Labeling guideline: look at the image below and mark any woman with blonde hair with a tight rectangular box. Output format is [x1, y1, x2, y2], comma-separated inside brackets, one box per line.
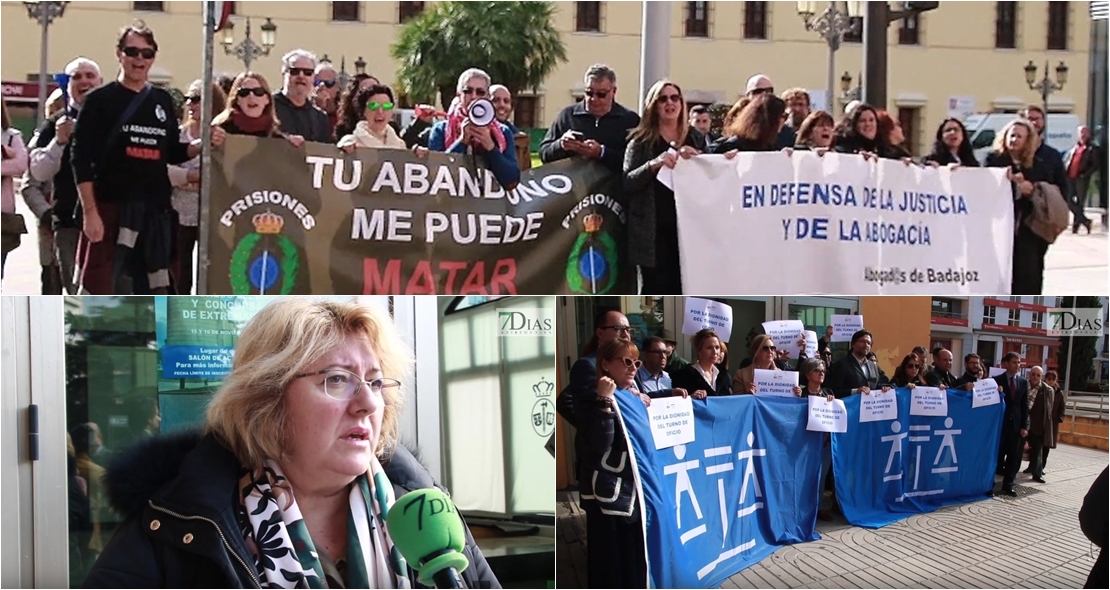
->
[732, 334, 803, 395]
[672, 329, 731, 397]
[168, 79, 226, 294]
[984, 118, 1052, 294]
[623, 79, 702, 295]
[84, 298, 499, 588]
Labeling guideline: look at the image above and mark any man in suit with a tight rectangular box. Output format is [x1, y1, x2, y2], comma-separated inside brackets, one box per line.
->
[556, 307, 630, 429]
[992, 352, 1030, 496]
[1063, 125, 1099, 233]
[826, 329, 890, 399]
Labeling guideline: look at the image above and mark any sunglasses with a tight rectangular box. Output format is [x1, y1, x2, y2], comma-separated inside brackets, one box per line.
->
[461, 87, 488, 96]
[585, 89, 610, 99]
[761, 345, 777, 352]
[366, 101, 394, 111]
[659, 94, 682, 104]
[316, 79, 337, 88]
[618, 357, 643, 370]
[185, 95, 201, 104]
[287, 67, 315, 77]
[237, 87, 268, 98]
[122, 46, 156, 60]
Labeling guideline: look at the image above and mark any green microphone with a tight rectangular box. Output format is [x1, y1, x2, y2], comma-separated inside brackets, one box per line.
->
[386, 488, 470, 588]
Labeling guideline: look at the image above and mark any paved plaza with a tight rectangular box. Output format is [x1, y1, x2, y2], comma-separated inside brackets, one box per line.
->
[556, 442, 1108, 589]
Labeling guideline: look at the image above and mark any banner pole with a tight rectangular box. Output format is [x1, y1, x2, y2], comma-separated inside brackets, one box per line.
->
[198, 1, 216, 295]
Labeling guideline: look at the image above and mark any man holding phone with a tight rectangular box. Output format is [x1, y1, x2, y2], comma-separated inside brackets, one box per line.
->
[539, 64, 639, 174]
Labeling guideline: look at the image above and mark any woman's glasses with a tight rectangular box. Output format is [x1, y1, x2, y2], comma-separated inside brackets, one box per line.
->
[658, 94, 682, 104]
[907, 364, 921, 370]
[293, 369, 400, 402]
[366, 101, 394, 111]
[186, 95, 201, 104]
[237, 87, 268, 98]
[760, 345, 777, 352]
[122, 46, 156, 60]
[615, 357, 642, 370]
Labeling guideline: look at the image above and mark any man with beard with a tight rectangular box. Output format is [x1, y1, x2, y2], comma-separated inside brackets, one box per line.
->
[825, 329, 890, 399]
[779, 88, 811, 149]
[273, 49, 331, 143]
[26, 57, 102, 294]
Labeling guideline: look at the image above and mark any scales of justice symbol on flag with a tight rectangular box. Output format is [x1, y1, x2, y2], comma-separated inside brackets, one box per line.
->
[566, 210, 620, 294]
[230, 210, 300, 295]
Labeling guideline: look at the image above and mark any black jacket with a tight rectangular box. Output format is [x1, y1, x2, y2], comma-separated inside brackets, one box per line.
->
[671, 363, 731, 396]
[273, 92, 333, 143]
[538, 101, 640, 174]
[924, 366, 958, 389]
[825, 355, 890, 399]
[82, 430, 500, 589]
[994, 373, 1030, 433]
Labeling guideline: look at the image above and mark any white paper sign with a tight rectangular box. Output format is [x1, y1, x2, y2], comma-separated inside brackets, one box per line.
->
[989, 367, 1006, 378]
[672, 153, 1014, 295]
[803, 330, 818, 358]
[682, 297, 733, 340]
[646, 395, 695, 450]
[807, 395, 848, 432]
[829, 315, 864, 342]
[655, 148, 680, 190]
[947, 95, 976, 119]
[910, 386, 948, 416]
[761, 320, 806, 359]
[859, 388, 898, 422]
[972, 379, 1002, 408]
[753, 369, 799, 397]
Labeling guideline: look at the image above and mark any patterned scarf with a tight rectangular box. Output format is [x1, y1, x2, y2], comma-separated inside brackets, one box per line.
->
[443, 95, 507, 153]
[237, 457, 411, 589]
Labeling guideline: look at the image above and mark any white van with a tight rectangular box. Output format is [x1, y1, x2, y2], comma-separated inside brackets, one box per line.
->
[964, 112, 1080, 165]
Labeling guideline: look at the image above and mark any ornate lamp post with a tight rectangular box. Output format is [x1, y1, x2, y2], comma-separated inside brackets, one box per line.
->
[797, 1, 862, 111]
[220, 16, 277, 70]
[1024, 60, 1068, 130]
[24, 1, 68, 119]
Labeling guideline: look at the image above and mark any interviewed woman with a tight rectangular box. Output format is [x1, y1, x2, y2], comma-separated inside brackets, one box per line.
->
[672, 329, 731, 397]
[84, 298, 499, 588]
[623, 79, 702, 295]
[576, 338, 651, 589]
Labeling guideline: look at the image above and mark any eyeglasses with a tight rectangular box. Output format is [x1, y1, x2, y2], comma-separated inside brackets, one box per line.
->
[293, 368, 400, 402]
[618, 357, 643, 370]
[317, 79, 337, 88]
[185, 95, 201, 104]
[646, 349, 668, 355]
[287, 67, 315, 77]
[122, 46, 156, 60]
[659, 94, 682, 104]
[462, 87, 488, 96]
[585, 89, 610, 99]
[366, 101, 394, 111]
[813, 369, 827, 374]
[237, 87, 268, 98]
[761, 345, 777, 352]
[602, 325, 632, 334]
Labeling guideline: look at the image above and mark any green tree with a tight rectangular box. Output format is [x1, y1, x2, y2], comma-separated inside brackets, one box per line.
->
[1055, 296, 1103, 390]
[391, 1, 568, 111]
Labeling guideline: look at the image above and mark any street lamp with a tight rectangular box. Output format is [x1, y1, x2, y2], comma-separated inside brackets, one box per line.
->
[220, 16, 277, 70]
[798, 1, 863, 112]
[1024, 60, 1068, 116]
[24, 1, 68, 120]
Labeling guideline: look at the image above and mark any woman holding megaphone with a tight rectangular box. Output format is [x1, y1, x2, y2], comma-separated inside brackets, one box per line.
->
[82, 298, 500, 589]
[427, 68, 520, 191]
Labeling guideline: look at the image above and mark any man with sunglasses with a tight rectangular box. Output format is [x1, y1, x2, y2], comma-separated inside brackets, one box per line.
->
[70, 22, 225, 294]
[538, 64, 639, 175]
[427, 68, 520, 190]
[312, 62, 340, 138]
[273, 49, 332, 143]
[24, 56, 102, 294]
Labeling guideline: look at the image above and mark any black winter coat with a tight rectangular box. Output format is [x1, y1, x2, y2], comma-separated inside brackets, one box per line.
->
[82, 430, 500, 589]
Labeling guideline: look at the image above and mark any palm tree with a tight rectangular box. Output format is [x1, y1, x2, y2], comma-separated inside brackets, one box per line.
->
[391, 1, 568, 111]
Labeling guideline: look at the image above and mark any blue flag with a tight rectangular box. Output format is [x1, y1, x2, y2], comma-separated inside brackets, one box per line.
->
[615, 394, 824, 589]
[831, 387, 1004, 529]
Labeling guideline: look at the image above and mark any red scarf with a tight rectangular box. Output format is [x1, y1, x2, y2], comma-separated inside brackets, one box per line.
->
[231, 110, 276, 136]
[443, 96, 507, 152]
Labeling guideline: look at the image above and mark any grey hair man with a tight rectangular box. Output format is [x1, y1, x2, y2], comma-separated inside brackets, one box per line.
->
[538, 63, 640, 174]
[312, 60, 339, 118]
[274, 49, 331, 142]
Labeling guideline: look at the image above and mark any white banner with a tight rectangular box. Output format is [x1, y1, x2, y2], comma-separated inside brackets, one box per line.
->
[672, 152, 1014, 294]
[761, 319, 806, 359]
[682, 297, 733, 340]
[754, 369, 799, 397]
[646, 396, 695, 450]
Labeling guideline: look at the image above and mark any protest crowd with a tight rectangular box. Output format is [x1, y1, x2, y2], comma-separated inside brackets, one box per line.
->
[555, 307, 1105, 589]
[1, 18, 1102, 296]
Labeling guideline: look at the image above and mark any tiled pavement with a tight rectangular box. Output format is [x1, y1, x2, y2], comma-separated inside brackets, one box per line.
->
[556, 443, 1108, 589]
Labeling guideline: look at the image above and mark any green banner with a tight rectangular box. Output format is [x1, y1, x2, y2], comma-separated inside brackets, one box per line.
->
[206, 136, 629, 295]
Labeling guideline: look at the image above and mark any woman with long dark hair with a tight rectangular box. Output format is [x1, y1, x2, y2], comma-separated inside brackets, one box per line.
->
[334, 73, 378, 140]
[623, 79, 702, 295]
[891, 354, 927, 388]
[711, 93, 788, 153]
[923, 118, 980, 167]
[875, 109, 912, 160]
[833, 104, 901, 160]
